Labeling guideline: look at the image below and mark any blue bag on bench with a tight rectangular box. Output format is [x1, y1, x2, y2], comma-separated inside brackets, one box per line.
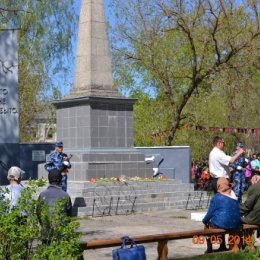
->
[112, 236, 146, 260]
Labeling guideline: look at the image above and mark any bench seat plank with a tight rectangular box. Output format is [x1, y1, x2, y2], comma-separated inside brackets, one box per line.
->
[81, 228, 228, 249]
[80, 223, 259, 260]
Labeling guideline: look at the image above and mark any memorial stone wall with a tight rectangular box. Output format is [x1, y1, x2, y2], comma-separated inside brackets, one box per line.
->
[0, 30, 19, 143]
[0, 31, 19, 184]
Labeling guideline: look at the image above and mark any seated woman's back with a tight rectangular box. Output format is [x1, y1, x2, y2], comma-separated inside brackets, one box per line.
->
[207, 193, 240, 229]
[202, 177, 241, 229]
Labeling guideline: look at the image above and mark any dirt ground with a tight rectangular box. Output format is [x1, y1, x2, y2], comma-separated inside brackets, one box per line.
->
[78, 209, 256, 260]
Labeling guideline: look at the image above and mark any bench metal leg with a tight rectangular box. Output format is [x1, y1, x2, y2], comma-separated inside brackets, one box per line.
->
[228, 231, 240, 253]
[229, 240, 240, 252]
[157, 240, 168, 260]
[245, 229, 256, 252]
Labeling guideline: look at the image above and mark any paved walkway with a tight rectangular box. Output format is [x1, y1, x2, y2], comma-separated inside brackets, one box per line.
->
[78, 209, 227, 260]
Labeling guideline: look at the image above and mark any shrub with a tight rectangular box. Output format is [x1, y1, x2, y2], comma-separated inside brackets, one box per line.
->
[0, 179, 82, 260]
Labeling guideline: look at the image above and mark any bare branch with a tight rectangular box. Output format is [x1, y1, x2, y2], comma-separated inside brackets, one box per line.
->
[192, 0, 204, 28]
[251, 1, 260, 31]
[198, 38, 211, 72]
[0, 7, 30, 14]
[177, 17, 198, 69]
[124, 53, 141, 61]
[207, 1, 222, 64]
[158, 1, 178, 17]
[0, 28, 22, 31]
[159, 2, 199, 79]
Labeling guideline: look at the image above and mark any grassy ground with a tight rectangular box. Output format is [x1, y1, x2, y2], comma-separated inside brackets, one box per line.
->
[172, 249, 260, 260]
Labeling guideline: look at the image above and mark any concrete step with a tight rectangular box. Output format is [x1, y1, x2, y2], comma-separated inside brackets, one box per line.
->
[73, 196, 209, 217]
[67, 181, 194, 196]
[70, 190, 208, 204]
[68, 186, 195, 199]
[11, 179, 209, 217]
[68, 179, 182, 186]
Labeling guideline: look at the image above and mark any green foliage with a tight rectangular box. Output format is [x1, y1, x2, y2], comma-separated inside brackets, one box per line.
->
[132, 92, 173, 146]
[249, 248, 260, 260]
[109, 0, 260, 151]
[179, 248, 260, 260]
[0, 180, 82, 260]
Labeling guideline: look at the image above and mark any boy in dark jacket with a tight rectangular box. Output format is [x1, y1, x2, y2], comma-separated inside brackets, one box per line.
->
[38, 169, 72, 245]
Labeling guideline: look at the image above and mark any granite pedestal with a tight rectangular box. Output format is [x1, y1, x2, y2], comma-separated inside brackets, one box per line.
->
[53, 96, 153, 180]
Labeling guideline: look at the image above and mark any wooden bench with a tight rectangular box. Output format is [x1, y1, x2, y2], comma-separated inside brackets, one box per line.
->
[80, 224, 259, 260]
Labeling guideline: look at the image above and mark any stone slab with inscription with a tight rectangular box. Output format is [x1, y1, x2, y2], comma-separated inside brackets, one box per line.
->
[0, 30, 19, 143]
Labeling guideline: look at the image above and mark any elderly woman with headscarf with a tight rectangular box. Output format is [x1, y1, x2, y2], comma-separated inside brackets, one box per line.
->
[202, 177, 241, 253]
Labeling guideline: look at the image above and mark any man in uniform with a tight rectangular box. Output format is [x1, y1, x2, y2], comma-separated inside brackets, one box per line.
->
[44, 141, 71, 192]
[230, 143, 248, 202]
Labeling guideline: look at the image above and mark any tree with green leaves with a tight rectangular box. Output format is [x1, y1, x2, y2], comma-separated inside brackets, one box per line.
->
[0, 1, 77, 141]
[109, 0, 260, 146]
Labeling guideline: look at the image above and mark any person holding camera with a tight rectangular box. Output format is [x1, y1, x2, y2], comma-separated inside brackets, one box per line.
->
[230, 143, 249, 203]
[44, 141, 72, 192]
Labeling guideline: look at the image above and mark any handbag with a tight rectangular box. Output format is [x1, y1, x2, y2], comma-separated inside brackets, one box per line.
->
[112, 236, 146, 260]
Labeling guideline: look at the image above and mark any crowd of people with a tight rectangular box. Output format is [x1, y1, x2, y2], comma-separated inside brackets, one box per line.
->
[192, 143, 260, 198]
[202, 136, 260, 253]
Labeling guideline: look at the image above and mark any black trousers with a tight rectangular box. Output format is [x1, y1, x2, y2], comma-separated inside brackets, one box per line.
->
[211, 177, 231, 194]
[211, 178, 218, 194]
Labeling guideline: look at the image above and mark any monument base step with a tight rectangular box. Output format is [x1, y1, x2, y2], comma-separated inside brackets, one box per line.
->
[66, 180, 210, 217]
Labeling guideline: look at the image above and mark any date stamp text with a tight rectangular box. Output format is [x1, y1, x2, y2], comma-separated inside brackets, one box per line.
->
[192, 235, 252, 245]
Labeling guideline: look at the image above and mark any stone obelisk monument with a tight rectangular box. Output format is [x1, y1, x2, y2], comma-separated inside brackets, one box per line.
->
[53, 0, 152, 181]
[70, 0, 120, 98]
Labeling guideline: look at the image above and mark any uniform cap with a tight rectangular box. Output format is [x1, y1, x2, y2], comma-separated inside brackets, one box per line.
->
[236, 142, 244, 147]
[7, 166, 23, 181]
[55, 141, 63, 147]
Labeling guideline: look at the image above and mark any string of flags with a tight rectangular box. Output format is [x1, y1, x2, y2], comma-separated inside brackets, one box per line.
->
[152, 124, 260, 142]
[182, 124, 259, 134]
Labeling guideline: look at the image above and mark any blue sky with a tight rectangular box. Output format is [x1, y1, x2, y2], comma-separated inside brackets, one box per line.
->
[57, 0, 112, 96]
